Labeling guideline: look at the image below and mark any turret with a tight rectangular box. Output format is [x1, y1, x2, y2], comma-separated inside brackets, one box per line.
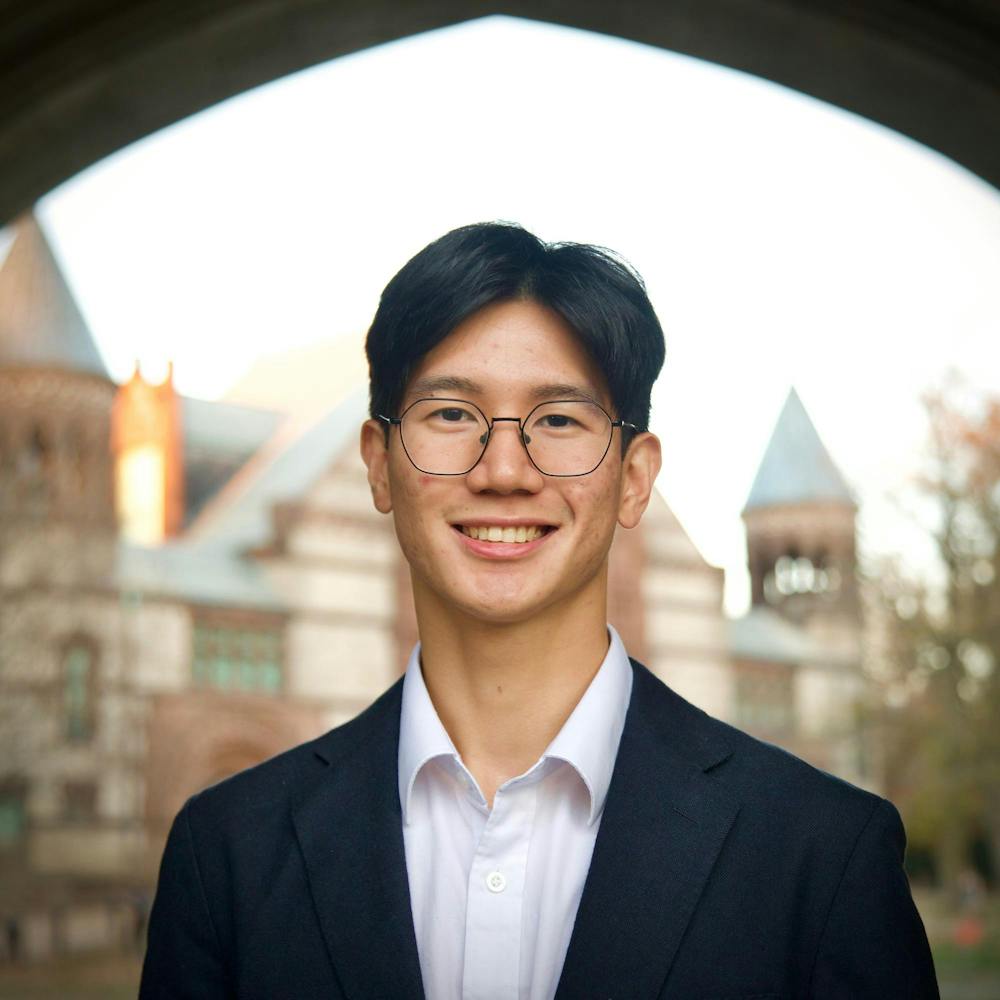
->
[742, 389, 858, 627]
[0, 212, 116, 583]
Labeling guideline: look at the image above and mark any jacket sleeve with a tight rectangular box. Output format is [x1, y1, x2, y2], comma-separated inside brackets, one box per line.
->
[139, 798, 233, 998]
[810, 797, 939, 999]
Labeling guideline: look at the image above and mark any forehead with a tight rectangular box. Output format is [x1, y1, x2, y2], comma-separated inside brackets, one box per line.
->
[404, 299, 610, 406]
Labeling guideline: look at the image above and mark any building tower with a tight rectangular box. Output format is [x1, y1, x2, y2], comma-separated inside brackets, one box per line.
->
[741, 387, 860, 658]
[0, 213, 124, 942]
[0, 213, 116, 570]
[730, 388, 870, 786]
[112, 361, 184, 544]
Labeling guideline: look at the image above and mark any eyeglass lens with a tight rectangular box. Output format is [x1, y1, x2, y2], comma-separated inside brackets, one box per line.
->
[398, 398, 614, 476]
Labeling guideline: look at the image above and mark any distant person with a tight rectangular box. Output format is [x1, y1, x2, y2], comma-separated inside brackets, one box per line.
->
[4, 916, 19, 963]
[954, 867, 986, 949]
[140, 222, 939, 998]
[131, 892, 149, 954]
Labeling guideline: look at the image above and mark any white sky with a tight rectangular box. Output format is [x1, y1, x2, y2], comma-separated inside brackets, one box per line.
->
[26, 15, 1000, 614]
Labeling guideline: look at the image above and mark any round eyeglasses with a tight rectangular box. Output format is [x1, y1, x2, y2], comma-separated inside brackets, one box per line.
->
[378, 397, 636, 477]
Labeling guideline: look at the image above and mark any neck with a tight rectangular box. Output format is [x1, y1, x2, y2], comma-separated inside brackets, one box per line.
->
[413, 573, 610, 806]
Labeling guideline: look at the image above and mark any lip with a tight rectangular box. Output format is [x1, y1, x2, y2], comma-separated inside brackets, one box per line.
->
[451, 523, 557, 560]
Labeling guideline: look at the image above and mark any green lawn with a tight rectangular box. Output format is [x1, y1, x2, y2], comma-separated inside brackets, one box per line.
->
[915, 888, 1000, 999]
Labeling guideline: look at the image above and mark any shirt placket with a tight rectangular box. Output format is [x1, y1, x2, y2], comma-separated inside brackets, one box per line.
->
[461, 778, 538, 1000]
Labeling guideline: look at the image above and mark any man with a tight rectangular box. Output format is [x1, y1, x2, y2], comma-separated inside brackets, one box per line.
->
[141, 223, 938, 998]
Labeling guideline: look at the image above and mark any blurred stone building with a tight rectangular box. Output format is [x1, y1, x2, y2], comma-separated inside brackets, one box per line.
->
[0, 213, 868, 961]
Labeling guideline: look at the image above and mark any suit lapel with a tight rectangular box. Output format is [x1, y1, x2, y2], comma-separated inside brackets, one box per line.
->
[291, 682, 425, 1000]
[556, 662, 740, 1000]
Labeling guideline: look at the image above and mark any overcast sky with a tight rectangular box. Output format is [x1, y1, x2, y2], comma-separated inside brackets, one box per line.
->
[21, 15, 1000, 614]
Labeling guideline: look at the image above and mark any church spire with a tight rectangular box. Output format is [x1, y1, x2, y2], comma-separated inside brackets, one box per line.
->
[0, 212, 108, 377]
[742, 387, 855, 514]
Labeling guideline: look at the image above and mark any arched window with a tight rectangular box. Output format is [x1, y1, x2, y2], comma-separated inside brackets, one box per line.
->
[0, 425, 12, 501]
[64, 426, 87, 492]
[25, 425, 49, 475]
[17, 425, 53, 507]
[63, 639, 97, 742]
[771, 552, 840, 597]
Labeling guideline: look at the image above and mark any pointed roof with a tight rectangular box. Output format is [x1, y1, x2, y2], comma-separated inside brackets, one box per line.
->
[187, 387, 368, 552]
[0, 212, 108, 377]
[742, 388, 855, 513]
[180, 395, 285, 527]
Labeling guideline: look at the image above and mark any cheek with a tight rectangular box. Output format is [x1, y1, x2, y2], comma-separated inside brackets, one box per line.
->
[563, 472, 621, 526]
[389, 475, 450, 561]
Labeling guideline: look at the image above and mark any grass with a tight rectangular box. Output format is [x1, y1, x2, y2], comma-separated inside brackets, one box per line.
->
[914, 888, 1000, 999]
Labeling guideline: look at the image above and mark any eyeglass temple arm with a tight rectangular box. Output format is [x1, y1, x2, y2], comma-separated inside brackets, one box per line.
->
[377, 415, 401, 425]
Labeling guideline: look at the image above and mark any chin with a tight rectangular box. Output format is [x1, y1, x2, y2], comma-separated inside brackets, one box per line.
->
[462, 601, 544, 626]
[449, 576, 583, 627]
[448, 589, 544, 625]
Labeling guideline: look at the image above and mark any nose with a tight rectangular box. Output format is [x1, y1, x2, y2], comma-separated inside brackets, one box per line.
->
[465, 419, 544, 494]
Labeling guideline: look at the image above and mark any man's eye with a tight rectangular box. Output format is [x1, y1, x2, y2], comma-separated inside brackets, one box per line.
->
[433, 407, 472, 422]
[538, 413, 577, 428]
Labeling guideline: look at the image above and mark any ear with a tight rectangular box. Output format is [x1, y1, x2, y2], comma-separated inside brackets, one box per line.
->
[360, 419, 393, 514]
[617, 431, 662, 529]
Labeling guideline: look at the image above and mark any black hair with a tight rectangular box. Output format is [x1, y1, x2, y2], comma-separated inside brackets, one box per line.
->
[365, 222, 665, 439]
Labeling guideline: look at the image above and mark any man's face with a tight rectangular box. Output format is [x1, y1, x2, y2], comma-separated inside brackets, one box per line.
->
[361, 298, 660, 627]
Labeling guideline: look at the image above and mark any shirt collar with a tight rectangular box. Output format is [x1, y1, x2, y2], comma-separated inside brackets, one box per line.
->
[397, 642, 459, 824]
[541, 623, 633, 825]
[397, 624, 634, 826]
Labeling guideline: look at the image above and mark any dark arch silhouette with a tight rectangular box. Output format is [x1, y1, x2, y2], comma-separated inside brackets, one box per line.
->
[2, 1, 999, 225]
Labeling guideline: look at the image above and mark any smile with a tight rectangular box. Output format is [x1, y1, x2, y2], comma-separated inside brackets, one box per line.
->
[460, 525, 551, 543]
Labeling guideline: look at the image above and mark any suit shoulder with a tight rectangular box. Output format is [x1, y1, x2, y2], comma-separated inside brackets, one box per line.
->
[630, 660, 882, 825]
[715, 711, 879, 815]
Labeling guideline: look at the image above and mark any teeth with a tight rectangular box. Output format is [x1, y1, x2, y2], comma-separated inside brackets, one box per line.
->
[461, 525, 548, 543]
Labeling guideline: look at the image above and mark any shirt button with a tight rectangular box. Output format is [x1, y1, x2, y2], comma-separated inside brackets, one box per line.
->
[485, 870, 506, 893]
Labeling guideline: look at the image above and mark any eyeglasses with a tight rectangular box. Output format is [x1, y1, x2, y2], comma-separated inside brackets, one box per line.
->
[378, 397, 636, 477]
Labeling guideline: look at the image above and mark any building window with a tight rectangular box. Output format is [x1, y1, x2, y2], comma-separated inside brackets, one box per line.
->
[64, 781, 97, 823]
[191, 616, 283, 694]
[65, 426, 88, 492]
[0, 426, 11, 485]
[0, 791, 25, 848]
[23, 425, 49, 476]
[63, 640, 96, 742]
[766, 554, 842, 602]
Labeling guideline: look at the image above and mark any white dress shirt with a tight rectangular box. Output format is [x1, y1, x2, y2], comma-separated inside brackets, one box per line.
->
[398, 625, 633, 1000]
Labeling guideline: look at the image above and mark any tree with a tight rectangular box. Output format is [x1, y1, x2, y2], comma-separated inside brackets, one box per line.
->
[866, 376, 1000, 893]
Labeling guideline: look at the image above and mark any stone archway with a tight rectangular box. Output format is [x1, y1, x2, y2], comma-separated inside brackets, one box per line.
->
[2, 1, 999, 225]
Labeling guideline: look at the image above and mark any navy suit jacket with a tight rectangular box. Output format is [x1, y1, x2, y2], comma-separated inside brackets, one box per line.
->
[140, 661, 939, 998]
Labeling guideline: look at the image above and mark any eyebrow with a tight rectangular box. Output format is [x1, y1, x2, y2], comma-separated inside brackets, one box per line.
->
[407, 376, 605, 408]
[528, 383, 605, 406]
[407, 375, 482, 397]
